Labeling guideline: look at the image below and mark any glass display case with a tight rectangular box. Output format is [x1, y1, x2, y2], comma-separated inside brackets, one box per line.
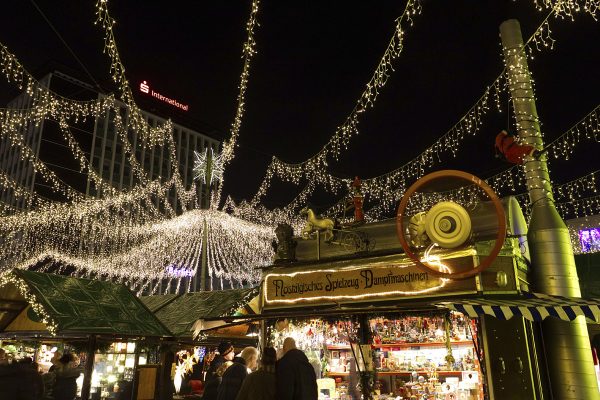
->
[90, 342, 146, 400]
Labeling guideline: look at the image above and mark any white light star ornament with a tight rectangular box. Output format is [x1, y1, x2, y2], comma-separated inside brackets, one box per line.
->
[193, 148, 225, 186]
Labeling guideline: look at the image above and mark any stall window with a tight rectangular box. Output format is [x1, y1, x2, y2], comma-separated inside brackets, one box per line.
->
[90, 342, 137, 399]
[268, 312, 483, 399]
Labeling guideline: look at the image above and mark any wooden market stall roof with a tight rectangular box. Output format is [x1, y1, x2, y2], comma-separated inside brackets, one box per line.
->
[0, 269, 170, 337]
[141, 287, 259, 338]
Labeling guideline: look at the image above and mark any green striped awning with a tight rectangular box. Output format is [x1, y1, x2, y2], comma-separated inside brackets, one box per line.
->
[441, 292, 600, 323]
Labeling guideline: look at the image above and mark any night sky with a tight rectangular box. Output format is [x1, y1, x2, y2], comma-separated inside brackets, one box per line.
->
[1, 1, 598, 212]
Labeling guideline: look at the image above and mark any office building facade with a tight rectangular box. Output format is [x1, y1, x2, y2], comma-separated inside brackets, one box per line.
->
[0, 71, 219, 211]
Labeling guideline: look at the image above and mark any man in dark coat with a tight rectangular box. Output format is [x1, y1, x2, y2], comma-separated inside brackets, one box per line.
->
[217, 347, 258, 400]
[235, 347, 277, 400]
[203, 341, 236, 400]
[206, 342, 236, 381]
[0, 352, 38, 400]
[276, 338, 318, 400]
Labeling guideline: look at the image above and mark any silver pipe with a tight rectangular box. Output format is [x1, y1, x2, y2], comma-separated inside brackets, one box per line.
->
[500, 19, 599, 399]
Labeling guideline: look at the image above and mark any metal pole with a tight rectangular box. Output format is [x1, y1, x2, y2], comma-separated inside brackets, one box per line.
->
[199, 218, 209, 291]
[80, 335, 97, 400]
[500, 19, 599, 399]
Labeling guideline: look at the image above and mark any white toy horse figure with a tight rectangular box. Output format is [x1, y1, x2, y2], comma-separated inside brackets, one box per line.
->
[300, 207, 335, 241]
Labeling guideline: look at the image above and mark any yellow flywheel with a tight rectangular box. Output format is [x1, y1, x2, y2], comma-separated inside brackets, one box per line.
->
[425, 201, 472, 248]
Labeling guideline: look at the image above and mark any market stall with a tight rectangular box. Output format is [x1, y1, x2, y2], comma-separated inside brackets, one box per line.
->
[0, 269, 171, 400]
[140, 287, 260, 398]
[254, 183, 551, 399]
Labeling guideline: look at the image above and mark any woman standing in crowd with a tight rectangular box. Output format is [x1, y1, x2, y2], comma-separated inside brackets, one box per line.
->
[217, 347, 258, 400]
[53, 353, 82, 400]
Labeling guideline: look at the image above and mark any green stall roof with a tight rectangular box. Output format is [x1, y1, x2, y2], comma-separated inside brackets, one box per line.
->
[139, 293, 179, 313]
[0, 269, 171, 337]
[143, 287, 258, 338]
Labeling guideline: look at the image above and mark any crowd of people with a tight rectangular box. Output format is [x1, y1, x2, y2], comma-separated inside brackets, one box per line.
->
[0, 348, 83, 400]
[201, 337, 318, 400]
[1, 337, 319, 400]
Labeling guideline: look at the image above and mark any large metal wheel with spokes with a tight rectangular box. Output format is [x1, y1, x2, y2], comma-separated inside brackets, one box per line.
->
[396, 170, 507, 280]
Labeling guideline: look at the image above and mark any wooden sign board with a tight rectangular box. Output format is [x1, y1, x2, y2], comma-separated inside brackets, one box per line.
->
[263, 254, 478, 307]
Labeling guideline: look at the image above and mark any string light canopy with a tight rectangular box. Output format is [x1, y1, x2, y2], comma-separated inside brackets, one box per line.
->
[0, 206, 272, 292]
[0, 0, 269, 292]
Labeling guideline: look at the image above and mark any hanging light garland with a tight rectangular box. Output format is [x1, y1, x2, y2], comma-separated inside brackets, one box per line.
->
[340, 7, 567, 207]
[249, 2, 597, 215]
[0, 272, 59, 335]
[0, 193, 275, 290]
[213, 0, 261, 208]
[533, 0, 600, 20]
[326, 12, 597, 221]
[249, 0, 423, 206]
[0, 168, 48, 208]
[547, 105, 599, 160]
[56, 117, 119, 196]
[94, 0, 173, 147]
[362, 102, 598, 221]
[1, 1, 598, 292]
[205, 209, 274, 289]
[0, 113, 84, 201]
[0, 43, 115, 120]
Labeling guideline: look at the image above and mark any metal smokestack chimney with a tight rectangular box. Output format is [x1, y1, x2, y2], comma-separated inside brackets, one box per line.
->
[500, 19, 599, 399]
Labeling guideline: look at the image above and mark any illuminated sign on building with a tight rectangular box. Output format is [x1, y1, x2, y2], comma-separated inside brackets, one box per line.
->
[263, 254, 479, 307]
[165, 265, 195, 278]
[139, 81, 189, 112]
[264, 263, 452, 305]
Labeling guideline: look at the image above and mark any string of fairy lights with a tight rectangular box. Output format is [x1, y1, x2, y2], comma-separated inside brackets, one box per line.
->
[247, 2, 592, 215]
[510, 170, 599, 220]
[0, 272, 59, 334]
[3, 0, 206, 212]
[0, 179, 273, 287]
[94, 0, 173, 147]
[213, 0, 261, 208]
[231, 8, 580, 226]
[364, 103, 599, 221]
[249, 0, 424, 205]
[0, 109, 85, 201]
[513, 170, 600, 254]
[0, 0, 272, 292]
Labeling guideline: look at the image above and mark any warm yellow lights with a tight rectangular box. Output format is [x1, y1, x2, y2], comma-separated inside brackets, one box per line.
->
[249, 0, 424, 207]
[248, 3, 597, 223]
[95, 1, 173, 147]
[0, 0, 598, 292]
[213, 0, 261, 208]
[0, 273, 59, 335]
[0, 207, 272, 290]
